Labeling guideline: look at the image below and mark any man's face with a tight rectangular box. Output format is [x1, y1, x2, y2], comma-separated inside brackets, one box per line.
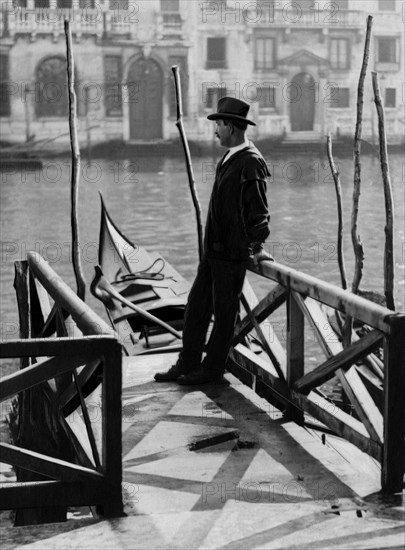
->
[214, 119, 232, 147]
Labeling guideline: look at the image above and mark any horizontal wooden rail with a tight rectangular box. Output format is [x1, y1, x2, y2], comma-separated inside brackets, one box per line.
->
[0, 480, 110, 511]
[249, 259, 393, 333]
[0, 335, 117, 359]
[229, 263, 405, 493]
[0, 353, 96, 401]
[0, 443, 103, 483]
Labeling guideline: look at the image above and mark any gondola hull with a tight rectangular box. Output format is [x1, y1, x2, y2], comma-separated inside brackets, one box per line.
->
[92, 195, 189, 353]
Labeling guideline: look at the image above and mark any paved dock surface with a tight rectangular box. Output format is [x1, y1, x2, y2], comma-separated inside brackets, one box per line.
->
[1, 353, 404, 549]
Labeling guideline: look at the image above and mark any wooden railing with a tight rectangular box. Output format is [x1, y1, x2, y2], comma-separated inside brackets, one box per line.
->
[0, 252, 123, 522]
[229, 259, 405, 493]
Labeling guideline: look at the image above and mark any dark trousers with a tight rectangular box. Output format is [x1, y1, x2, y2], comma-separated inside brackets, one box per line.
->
[178, 257, 246, 375]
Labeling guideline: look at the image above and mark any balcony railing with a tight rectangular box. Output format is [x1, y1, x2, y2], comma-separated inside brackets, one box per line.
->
[6, 8, 104, 38]
[0, 7, 187, 40]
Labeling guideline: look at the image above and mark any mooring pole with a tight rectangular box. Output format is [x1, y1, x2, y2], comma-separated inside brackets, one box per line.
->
[65, 20, 86, 301]
[171, 65, 204, 261]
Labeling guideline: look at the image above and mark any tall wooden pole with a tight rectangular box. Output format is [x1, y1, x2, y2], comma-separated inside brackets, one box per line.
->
[171, 65, 204, 261]
[326, 134, 347, 291]
[65, 20, 86, 301]
[344, 15, 373, 346]
[371, 72, 395, 311]
[351, 15, 373, 297]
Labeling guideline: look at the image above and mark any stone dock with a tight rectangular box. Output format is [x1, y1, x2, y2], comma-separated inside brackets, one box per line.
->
[1, 353, 404, 550]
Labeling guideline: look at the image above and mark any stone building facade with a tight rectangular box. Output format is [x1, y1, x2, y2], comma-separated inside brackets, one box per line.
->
[0, 0, 403, 146]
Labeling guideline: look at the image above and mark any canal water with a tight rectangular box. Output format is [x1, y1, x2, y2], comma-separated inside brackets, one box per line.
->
[1, 149, 404, 384]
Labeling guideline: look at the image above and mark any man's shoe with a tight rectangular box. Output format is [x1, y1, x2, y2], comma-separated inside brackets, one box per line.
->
[177, 368, 228, 386]
[154, 363, 184, 382]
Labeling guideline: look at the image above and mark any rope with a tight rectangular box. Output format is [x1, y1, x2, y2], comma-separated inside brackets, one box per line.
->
[115, 257, 167, 283]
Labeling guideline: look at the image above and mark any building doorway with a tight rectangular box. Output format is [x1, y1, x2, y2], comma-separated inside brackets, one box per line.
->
[290, 72, 316, 131]
[128, 57, 163, 140]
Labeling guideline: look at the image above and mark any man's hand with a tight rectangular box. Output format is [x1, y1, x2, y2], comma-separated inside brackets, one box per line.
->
[252, 249, 274, 267]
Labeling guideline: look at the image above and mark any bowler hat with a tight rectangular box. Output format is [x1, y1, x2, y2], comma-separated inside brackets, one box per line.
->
[207, 96, 256, 126]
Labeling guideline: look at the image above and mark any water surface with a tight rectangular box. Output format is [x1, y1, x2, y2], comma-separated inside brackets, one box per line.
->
[1, 150, 404, 379]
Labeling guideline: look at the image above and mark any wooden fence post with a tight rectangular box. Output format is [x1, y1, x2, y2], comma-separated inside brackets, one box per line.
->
[382, 313, 405, 492]
[100, 340, 123, 517]
[287, 292, 305, 422]
[13, 262, 68, 525]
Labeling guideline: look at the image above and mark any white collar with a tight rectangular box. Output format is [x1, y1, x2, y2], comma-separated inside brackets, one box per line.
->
[222, 137, 250, 165]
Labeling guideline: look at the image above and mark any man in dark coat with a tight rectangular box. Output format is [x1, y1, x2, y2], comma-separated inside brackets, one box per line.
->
[155, 97, 272, 385]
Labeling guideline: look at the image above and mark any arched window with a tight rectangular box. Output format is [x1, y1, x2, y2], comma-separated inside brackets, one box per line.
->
[35, 56, 81, 118]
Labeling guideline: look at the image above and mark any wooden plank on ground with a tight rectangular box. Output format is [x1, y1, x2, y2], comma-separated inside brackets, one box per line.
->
[294, 329, 384, 394]
[0, 443, 103, 482]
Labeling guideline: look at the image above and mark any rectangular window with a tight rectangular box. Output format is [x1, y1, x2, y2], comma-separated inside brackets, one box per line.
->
[206, 38, 226, 69]
[104, 56, 122, 116]
[169, 56, 188, 116]
[255, 38, 274, 70]
[160, 0, 179, 11]
[330, 38, 349, 69]
[109, 0, 128, 10]
[79, 0, 95, 7]
[385, 88, 396, 107]
[204, 86, 227, 109]
[35, 0, 50, 7]
[259, 86, 276, 108]
[0, 55, 11, 117]
[335, 87, 350, 108]
[377, 37, 397, 62]
[378, 0, 395, 10]
[162, 12, 182, 30]
[57, 0, 72, 8]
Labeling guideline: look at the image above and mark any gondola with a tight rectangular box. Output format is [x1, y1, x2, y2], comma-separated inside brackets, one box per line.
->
[91, 194, 189, 354]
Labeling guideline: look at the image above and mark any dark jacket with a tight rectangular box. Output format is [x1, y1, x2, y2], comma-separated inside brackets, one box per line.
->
[204, 143, 270, 261]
